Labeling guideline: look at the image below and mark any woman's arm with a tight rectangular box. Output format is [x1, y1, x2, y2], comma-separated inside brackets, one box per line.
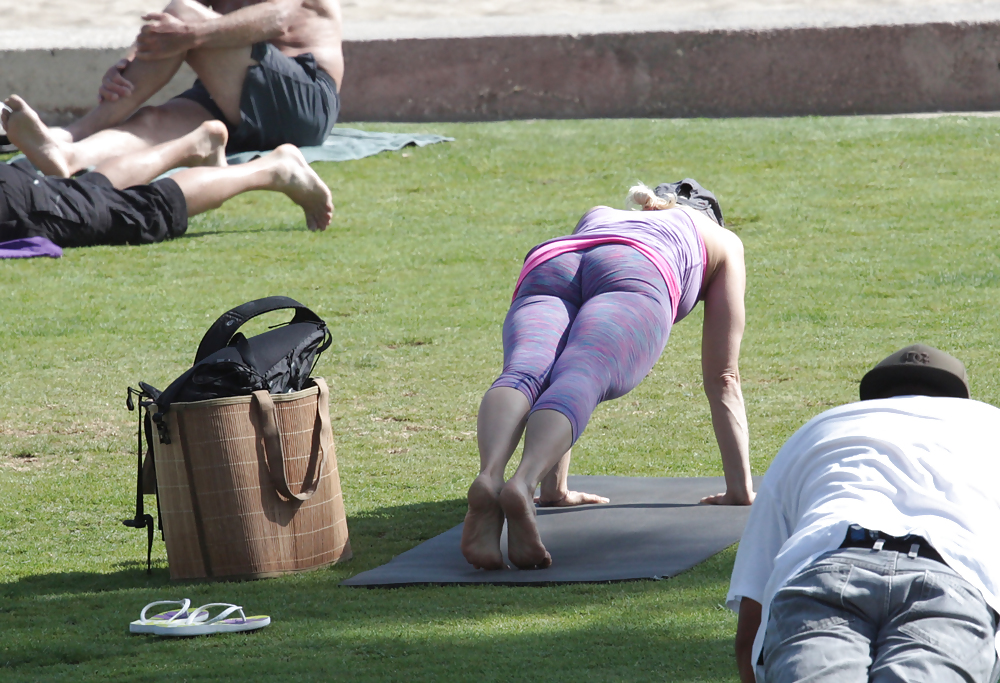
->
[700, 230, 754, 505]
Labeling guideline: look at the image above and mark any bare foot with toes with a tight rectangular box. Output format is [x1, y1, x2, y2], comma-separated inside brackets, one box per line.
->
[460, 476, 506, 570]
[535, 490, 610, 507]
[500, 482, 552, 569]
[3, 95, 74, 177]
[271, 144, 334, 232]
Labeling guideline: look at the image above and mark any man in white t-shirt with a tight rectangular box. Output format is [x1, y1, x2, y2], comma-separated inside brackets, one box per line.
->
[728, 344, 1000, 683]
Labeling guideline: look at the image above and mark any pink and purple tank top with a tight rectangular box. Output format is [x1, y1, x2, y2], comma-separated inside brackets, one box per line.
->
[512, 206, 708, 323]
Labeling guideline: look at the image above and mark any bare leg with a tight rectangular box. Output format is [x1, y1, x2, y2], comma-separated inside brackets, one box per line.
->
[461, 387, 531, 570]
[93, 120, 228, 188]
[170, 145, 333, 231]
[5, 97, 215, 178]
[152, 0, 252, 124]
[500, 409, 574, 569]
[65, 53, 187, 142]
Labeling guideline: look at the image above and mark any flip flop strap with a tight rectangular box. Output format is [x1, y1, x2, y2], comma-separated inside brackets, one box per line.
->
[186, 603, 246, 625]
[139, 599, 190, 624]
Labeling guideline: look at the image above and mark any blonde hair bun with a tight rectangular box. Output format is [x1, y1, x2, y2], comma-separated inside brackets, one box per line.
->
[625, 182, 677, 211]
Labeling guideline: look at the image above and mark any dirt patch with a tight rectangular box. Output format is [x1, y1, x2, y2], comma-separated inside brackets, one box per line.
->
[0, 453, 45, 471]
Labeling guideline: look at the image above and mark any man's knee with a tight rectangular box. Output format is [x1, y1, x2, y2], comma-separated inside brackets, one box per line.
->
[163, 0, 218, 22]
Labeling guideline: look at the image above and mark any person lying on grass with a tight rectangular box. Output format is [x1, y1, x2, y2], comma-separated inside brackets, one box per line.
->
[461, 180, 754, 571]
[0, 96, 332, 247]
[728, 345, 1000, 683]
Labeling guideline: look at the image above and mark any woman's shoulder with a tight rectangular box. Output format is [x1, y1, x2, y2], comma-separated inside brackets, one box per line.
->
[681, 207, 741, 247]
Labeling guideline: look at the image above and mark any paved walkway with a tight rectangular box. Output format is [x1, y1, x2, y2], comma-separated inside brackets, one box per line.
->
[2, 0, 999, 48]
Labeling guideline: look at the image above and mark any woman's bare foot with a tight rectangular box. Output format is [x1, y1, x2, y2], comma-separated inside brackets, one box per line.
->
[460, 475, 506, 570]
[535, 490, 610, 507]
[500, 481, 552, 569]
[270, 144, 334, 232]
[3, 95, 74, 177]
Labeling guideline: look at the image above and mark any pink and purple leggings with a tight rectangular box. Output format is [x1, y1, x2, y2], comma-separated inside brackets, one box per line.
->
[491, 244, 673, 443]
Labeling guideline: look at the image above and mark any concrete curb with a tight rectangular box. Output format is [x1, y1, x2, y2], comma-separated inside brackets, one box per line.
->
[2, 20, 999, 126]
[339, 22, 1000, 121]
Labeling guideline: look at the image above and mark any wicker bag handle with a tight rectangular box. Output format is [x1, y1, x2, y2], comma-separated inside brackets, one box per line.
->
[252, 378, 331, 501]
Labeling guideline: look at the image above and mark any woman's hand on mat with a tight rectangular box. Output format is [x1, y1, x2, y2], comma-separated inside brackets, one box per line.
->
[137, 13, 196, 60]
[535, 490, 610, 507]
[700, 490, 755, 506]
[99, 59, 134, 102]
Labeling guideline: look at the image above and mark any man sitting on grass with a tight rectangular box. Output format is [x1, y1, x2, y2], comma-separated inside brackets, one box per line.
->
[5, 0, 342, 178]
[1, 96, 332, 248]
[728, 344, 1000, 683]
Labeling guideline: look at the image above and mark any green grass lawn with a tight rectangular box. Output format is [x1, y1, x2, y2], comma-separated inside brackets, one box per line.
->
[3, 115, 1000, 681]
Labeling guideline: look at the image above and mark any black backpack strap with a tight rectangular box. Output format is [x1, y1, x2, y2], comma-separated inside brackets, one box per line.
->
[124, 386, 158, 574]
[193, 296, 323, 363]
[148, 366, 198, 443]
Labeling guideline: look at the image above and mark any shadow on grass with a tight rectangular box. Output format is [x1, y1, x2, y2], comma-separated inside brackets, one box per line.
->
[2, 498, 468, 598]
[183, 225, 302, 238]
[0, 497, 739, 681]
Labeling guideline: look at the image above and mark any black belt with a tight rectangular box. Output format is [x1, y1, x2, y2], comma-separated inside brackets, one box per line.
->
[840, 525, 945, 564]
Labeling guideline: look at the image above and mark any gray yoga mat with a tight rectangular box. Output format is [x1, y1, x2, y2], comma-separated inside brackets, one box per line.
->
[342, 475, 756, 587]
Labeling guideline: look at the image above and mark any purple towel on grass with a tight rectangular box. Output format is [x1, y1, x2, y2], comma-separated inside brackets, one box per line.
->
[0, 236, 63, 259]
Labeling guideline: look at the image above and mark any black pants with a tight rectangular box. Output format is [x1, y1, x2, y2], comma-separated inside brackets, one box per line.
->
[0, 162, 187, 248]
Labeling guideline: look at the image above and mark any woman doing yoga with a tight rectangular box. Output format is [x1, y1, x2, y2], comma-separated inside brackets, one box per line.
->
[461, 182, 754, 570]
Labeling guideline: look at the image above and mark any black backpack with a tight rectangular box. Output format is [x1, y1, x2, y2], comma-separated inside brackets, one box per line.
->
[150, 296, 331, 437]
[123, 296, 332, 570]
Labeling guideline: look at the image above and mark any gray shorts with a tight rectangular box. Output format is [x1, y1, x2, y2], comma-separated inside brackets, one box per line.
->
[175, 42, 340, 154]
[763, 547, 998, 683]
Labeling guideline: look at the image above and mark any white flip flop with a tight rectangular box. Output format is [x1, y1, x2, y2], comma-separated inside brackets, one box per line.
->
[148, 603, 270, 637]
[129, 599, 208, 634]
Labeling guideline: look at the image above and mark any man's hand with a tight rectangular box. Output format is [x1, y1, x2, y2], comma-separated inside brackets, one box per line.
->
[535, 490, 610, 507]
[99, 58, 135, 102]
[136, 13, 197, 60]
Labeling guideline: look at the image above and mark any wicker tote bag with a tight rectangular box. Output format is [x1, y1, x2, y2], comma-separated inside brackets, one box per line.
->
[151, 377, 351, 580]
